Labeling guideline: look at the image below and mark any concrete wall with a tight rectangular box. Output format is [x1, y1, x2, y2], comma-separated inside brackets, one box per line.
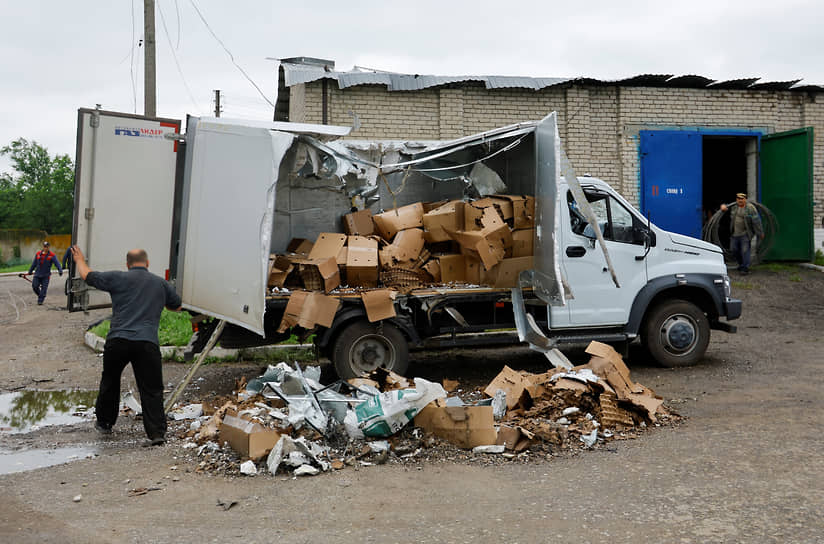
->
[292, 81, 824, 228]
[0, 230, 70, 266]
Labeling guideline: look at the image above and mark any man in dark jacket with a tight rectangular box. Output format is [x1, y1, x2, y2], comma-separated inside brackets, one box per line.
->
[71, 245, 182, 446]
[721, 193, 764, 275]
[27, 241, 62, 305]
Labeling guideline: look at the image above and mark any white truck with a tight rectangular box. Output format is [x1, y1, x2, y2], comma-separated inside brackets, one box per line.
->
[68, 108, 741, 377]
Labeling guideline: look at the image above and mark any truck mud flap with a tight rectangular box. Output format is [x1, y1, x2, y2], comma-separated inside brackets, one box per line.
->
[510, 283, 572, 370]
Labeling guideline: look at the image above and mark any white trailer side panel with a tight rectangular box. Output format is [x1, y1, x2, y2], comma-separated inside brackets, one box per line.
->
[177, 119, 294, 335]
[72, 109, 180, 310]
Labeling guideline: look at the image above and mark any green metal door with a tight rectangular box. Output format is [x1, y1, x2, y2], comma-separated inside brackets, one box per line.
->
[760, 128, 814, 261]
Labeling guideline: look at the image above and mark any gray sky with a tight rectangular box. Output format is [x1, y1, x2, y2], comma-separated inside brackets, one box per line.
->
[1, 0, 821, 175]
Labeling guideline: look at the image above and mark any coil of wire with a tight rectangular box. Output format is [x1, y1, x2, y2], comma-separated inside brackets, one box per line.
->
[702, 201, 778, 266]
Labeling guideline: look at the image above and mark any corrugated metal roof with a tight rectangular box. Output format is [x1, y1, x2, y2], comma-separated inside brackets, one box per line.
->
[279, 62, 824, 93]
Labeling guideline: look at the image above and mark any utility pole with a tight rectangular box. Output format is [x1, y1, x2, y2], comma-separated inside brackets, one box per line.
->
[214, 90, 221, 117]
[144, 0, 157, 117]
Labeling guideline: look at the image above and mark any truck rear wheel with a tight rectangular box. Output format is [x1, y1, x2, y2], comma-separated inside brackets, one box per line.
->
[331, 320, 409, 379]
[642, 299, 709, 367]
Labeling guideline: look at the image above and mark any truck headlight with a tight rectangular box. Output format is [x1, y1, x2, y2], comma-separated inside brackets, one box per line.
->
[723, 275, 731, 298]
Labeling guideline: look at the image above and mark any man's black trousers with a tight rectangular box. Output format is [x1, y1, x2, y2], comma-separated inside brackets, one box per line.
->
[96, 338, 167, 440]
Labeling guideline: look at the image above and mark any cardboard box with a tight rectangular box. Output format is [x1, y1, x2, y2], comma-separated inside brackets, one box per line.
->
[484, 365, 529, 410]
[414, 399, 497, 449]
[423, 200, 465, 243]
[465, 256, 481, 285]
[581, 341, 665, 422]
[361, 289, 397, 322]
[438, 254, 466, 283]
[449, 228, 507, 270]
[346, 236, 379, 287]
[423, 259, 441, 283]
[277, 290, 341, 332]
[219, 413, 282, 460]
[286, 238, 313, 255]
[297, 257, 340, 292]
[342, 209, 374, 236]
[423, 200, 448, 213]
[379, 228, 425, 268]
[511, 228, 534, 257]
[491, 256, 533, 288]
[267, 255, 294, 288]
[373, 203, 424, 241]
[308, 232, 347, 260]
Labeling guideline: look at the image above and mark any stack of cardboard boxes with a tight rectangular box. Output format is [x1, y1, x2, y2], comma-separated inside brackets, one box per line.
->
[270, 195, 535, 331]
[269, 194, 535, 294]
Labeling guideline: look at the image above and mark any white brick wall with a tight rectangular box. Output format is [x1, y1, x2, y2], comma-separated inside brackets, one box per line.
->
[294, 81, 823, 227]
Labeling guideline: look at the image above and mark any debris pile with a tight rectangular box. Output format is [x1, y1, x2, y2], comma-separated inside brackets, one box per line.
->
[168, 342, 676, 477]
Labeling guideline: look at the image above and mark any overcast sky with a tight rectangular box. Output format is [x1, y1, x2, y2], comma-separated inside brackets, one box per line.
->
[1, 0, 821, 175]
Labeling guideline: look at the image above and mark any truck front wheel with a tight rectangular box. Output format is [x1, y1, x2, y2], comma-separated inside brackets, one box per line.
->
[331, 320, 409, 379]
[642, 299, 709, 367]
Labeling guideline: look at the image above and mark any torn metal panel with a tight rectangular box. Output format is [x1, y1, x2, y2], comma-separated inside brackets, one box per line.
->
[527, 112, 565, 306]
[560, 149, 620, 288]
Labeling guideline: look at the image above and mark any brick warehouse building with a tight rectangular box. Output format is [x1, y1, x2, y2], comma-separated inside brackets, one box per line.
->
[274, 57, 823, 260]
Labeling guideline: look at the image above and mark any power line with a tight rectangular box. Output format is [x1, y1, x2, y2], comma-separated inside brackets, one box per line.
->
[130, 0, 137, 113]
[174, 0, 181, 49]
[157, 0, 201, 111]
[186, 0, 275, 108]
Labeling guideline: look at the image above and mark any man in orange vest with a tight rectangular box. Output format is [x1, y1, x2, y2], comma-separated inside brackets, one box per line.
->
[27, 241, 62, 305]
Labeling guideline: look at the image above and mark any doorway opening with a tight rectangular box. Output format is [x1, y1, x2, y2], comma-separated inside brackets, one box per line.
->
[701, 135, 759, 241]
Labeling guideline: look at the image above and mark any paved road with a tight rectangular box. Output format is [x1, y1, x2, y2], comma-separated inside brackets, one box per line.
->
[0, 267, 822, 543]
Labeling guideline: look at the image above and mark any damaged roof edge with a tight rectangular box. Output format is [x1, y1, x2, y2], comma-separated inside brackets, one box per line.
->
[195, 116, 351, 139]
[279, 61, 824, 93]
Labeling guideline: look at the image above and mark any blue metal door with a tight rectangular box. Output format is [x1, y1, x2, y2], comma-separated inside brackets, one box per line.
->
[640, 131, 703, 238]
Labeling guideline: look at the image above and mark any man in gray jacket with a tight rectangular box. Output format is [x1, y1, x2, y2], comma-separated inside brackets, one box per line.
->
[721, 193, 764, 275]
[71, 245, 182, 446]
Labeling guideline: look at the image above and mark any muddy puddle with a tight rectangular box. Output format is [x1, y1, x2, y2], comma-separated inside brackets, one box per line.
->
[0, 390, 99, 475]
[0, 390, 97, 433]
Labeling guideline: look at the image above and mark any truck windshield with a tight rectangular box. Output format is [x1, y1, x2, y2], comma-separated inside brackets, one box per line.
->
[567, 190, 642, 245]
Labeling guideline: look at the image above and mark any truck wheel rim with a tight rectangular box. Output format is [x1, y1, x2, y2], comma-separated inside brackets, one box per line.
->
[660, 315, 697, 354]
[349, 334, 395, 374]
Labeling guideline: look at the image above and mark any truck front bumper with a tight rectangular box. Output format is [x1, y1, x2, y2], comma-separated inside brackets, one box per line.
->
[724, 298, 742, 320]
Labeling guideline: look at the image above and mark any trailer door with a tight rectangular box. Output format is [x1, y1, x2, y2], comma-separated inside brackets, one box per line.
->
[69, 109, 181, 311]
[175, 118, 294, 336]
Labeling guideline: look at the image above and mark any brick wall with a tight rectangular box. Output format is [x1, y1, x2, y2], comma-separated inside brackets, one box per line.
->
[293, 81, 823, 227]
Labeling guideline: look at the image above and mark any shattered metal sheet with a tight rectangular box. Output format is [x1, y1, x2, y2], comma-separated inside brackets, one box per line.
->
[748, 79, 803, 91]
[664, 75, 716, 88]
[707, 78, 761, 90]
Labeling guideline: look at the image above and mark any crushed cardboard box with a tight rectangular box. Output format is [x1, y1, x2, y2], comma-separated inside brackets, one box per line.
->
[373, 203, 424, 241]
[342, 209, 375, 236]
[361, 289, 397, 322]
[278, 291, 341, 332]
[414, 398, 497, 449]
[219, 412, 282, 460]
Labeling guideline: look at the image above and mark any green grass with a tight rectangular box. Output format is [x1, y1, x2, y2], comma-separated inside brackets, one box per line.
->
[814, 250, 824, 267]
[789, 274, 802, 282]
[90, 309, 193, 346]
[0, 263, 31, 273]
[732, 281, 753, 290]
[755, 263, 796, 273]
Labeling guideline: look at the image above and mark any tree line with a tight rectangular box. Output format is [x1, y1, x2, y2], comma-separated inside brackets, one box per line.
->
[0, 138, 74, 234]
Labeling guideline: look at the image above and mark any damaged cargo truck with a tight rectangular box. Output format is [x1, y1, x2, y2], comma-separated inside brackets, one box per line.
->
[68, 108, 741, 377]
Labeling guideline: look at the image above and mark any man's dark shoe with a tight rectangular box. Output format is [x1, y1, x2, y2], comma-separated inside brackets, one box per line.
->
[37, 301, 43, 305]
[741, 269, 749, 275]
[142, 437, 166, 447]
[94, 421, 113, 435]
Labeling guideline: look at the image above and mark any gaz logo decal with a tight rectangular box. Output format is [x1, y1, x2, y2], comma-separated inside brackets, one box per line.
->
[114, 126, 167, 139]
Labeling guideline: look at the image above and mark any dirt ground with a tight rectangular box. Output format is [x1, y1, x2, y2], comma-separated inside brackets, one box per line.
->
[0, 267, 822, 544]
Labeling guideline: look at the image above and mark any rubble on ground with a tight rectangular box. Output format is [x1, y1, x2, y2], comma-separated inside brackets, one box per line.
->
[164, 341, 679, 478]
